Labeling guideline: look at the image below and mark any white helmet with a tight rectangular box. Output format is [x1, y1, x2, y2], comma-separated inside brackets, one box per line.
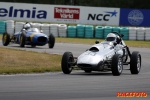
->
[106, 33, 117, 41]
[24, 23, 31, 30]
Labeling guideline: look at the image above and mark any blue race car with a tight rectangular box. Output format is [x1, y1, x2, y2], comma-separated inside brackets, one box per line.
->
[2, 23, 55, 48]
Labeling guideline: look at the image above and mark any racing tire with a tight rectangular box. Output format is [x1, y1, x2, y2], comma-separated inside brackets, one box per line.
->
[61, 52, 74, 74]
[84, 70, 92, 73]
[112, 54, 123, 76]
[48, 34, 55, 48]
[130, 52, 141, 74]
[2, 32, 10, 46]
[20, 31, 26, 47]
[31, 44, 36, 48]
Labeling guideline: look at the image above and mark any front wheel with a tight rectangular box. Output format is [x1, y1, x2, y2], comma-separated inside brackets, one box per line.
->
[20, 32, 26, 47]
[48, 34, 55, 48]
[2, 32, 10, 46]
[61, 52, 74, 74]
[130, 52, 141, 74]
[112, 54, 123, 76]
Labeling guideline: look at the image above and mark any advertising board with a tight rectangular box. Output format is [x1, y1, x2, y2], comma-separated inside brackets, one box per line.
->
[0, 2, 120, 25]
[120, 8, 150, 26]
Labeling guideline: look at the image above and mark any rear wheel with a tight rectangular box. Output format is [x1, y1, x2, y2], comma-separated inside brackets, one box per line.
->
[20, 31, 26, 47]
[48, 34, 55, 48]
[61, 52, 74, 74]
[130, 52, 141, 74]
[2, 32, 10, 46]
[112, 54, 123, 76]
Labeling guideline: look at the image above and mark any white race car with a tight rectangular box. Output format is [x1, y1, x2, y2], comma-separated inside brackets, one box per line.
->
[61, 32, 141, 76]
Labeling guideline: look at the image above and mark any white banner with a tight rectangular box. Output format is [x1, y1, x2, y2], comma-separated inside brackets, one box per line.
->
[0, 2, 120, 25]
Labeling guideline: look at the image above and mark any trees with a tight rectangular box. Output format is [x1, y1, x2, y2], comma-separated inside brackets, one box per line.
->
[1, 0, 150, 9]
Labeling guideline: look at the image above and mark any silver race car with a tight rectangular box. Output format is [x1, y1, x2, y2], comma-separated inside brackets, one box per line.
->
[61, 32, 141, 76]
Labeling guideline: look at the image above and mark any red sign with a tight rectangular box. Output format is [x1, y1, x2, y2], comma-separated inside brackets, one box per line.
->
[54, 7, 80, 19]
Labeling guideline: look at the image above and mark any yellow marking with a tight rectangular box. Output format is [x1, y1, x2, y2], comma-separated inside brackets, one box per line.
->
[30, 33, 35, 41]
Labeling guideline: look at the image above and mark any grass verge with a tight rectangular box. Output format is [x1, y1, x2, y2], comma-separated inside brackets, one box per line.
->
[0, 47, 61, 74]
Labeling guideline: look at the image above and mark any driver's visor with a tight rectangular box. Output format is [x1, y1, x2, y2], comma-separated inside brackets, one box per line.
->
[106, 37, 115, 41]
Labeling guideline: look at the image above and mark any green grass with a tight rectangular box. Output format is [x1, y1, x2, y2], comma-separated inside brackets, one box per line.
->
[0, 47, 62, 74]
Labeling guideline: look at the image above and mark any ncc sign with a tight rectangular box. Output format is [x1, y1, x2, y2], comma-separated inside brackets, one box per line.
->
[84, 8, 119, 25]
[87, 10, 118, 21]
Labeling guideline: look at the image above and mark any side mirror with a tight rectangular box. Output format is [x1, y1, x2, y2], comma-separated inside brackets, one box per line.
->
[95, 40, 99, 44]
[40, 30, 43, 33]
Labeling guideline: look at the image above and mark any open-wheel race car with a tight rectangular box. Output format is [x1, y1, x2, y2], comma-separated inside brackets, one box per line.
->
[61, 32, 141, 76]
[2, 22, 55, 48]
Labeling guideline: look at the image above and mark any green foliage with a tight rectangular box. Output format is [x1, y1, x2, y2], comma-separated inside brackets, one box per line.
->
[1, 0, 150, 9]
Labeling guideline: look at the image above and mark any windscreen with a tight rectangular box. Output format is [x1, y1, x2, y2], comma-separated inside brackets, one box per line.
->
[28, 28, 40, 33]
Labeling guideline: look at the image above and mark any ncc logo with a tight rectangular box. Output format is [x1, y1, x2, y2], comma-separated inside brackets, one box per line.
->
[87, 10, 118, 21]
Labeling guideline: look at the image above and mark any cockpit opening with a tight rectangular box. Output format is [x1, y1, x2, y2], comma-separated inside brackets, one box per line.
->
[89, 47, 99, 52]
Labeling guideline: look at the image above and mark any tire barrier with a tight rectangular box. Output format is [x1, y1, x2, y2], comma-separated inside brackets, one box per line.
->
[76, 24, 85, 38]
[31, 23, 41, 30]
[58, 24, 67, 37]
[0, 21, 6, 34]
[85, 25, 94, 38]
[2, 20, 150, 41]
[136, 27, 145, 40]
[112, 27, 120, 33]
[145, 28, 150, 41]
[15, 22, 25, 33]
[95, 26, 104, 39]
[67, 26, 76, 38]
[41, 24, 50, 36]
[120, 27, 129, 40]
[104, 26, 113, 38]
[6, 20, 14, 36]
[129, 27, 137, 40]
[50, 24, 59, 37]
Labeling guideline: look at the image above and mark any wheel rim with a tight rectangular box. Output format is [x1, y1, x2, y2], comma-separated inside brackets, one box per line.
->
[20, 36, 23, 44]
[137, 56, 141, 71]
[118, 57, 123, 73]
[3, 34, 7, 43]
[68, 55, 73, 71]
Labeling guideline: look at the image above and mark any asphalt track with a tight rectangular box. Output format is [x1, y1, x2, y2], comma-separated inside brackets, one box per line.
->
[0, 42, 150, 100]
